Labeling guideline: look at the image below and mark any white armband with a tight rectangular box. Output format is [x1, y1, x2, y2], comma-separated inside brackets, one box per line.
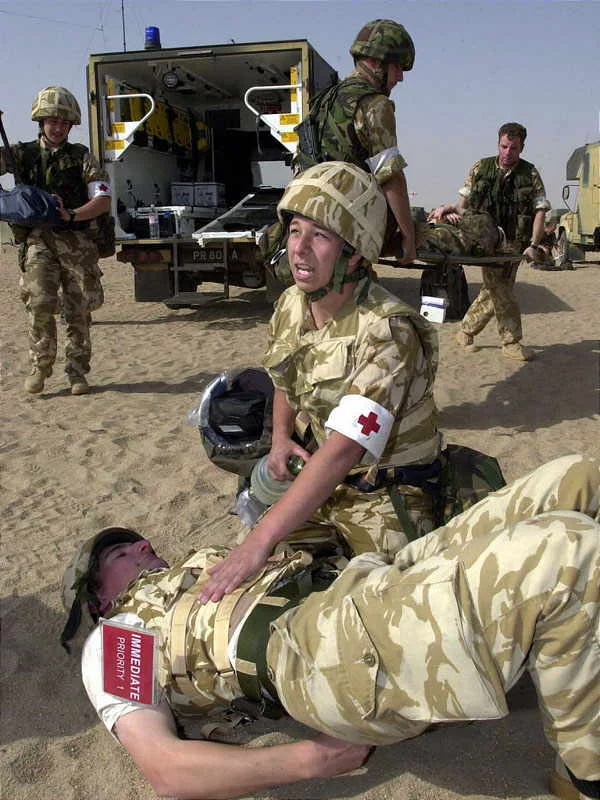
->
[325, 395, 393, 461]
[366, 146, 403, 177]
[88, 180, 112, 199]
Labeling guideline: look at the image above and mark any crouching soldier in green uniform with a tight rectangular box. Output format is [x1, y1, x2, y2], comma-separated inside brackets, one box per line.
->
[202, 161, 442, 600]
[62, 454, 600, 800]
[0, 86, 111, 395]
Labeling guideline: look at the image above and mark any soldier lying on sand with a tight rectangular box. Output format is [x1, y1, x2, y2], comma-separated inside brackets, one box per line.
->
[61, 454, 600, 800]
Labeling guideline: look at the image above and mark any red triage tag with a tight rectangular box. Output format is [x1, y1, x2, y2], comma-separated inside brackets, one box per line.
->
[101, 619, 157, 705]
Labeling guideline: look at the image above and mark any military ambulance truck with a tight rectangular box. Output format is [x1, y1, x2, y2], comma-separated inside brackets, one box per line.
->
[552, 140, 600, 267]
[86, 37, 337, 306]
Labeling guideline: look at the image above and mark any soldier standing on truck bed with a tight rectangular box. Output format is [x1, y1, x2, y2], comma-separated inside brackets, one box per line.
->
[0, 86, 111, 395]
[431, 122, 550, 362]
[293, 18, 417, 266]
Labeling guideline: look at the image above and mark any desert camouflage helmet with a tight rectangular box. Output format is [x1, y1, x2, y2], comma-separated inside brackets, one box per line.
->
[350, 19, 415, 70]
[277, 161, 387, 265]
[60, 527, 143, 650]
[31, 86, 81, 124]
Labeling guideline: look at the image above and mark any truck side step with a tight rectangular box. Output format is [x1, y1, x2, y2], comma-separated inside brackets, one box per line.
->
[164, 291, 228, 309]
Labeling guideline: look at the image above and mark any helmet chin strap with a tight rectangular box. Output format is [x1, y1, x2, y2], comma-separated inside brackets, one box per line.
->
[305, 246, 370, 303]
[357, 59, 390, 95]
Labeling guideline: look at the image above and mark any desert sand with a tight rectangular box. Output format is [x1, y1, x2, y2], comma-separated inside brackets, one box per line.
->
[1, 245, 598, 800]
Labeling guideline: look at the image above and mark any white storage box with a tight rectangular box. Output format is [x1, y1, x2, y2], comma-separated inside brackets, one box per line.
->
[171, 182, 195, 205]
[420, 295, 449, 324]
[194, 182, 226, 208]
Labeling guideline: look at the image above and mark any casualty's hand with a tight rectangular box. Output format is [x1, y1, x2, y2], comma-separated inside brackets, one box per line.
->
[303, 733, 374, 779]
[428, 204, 462, 225]
[196, 535, 273, 603]
[268, 438, 310, 481]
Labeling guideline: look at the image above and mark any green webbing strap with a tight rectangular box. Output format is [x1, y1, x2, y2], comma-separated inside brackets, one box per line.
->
[387, 485, 420, 543]
[235, 572, 313, 719]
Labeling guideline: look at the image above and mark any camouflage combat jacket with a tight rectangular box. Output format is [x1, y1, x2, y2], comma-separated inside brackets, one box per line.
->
[294, 73, 381, 171]
[106, 548, 314, 719]
[263, 276, 441, 473]
[13, 139, 90, 212]
[467, 156, 538, 251]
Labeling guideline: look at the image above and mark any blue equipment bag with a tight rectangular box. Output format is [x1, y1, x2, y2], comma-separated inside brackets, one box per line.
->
[0, 183, 63, 227]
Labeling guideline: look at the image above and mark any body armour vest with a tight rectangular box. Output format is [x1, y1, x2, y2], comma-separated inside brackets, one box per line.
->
[105, 548, 314, 720]
[15, 139, 89, 211]
[468, 156, 536, 250]
[294, 75, 382, 172]
[264, 278, 441, 471]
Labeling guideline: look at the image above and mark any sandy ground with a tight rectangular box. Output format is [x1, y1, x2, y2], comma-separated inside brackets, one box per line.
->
[0, 246, 598, 800]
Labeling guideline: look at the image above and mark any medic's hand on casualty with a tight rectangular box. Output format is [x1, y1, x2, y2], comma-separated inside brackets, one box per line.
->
[197, 533, 274, 604]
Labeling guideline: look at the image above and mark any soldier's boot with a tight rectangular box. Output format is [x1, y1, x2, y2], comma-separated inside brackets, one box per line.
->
[502, 342, 535, 361]
[24, 368, 50, 394]
[548, 756, 600, 800]
[68, 375, 90, 396]
[455, 330, 479, 352]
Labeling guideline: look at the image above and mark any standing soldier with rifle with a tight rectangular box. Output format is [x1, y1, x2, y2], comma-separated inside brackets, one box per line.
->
[0, 87, 111, 395]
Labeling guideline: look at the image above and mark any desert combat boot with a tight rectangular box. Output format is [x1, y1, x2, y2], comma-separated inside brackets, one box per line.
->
[24, 368, 49, 394]
[68, 375, 90, 396]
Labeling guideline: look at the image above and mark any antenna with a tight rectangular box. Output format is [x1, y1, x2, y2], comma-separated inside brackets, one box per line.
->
[121, 0, 126, 52]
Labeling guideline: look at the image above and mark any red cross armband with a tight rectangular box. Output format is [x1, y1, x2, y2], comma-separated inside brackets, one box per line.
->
[325, 395, 393, 461]
[88, 180, 112, 198]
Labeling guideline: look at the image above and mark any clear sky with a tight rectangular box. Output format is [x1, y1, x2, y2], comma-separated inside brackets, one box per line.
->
[0, 0, 598, 208]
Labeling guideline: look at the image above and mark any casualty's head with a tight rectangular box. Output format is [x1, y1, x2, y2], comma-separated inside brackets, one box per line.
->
[60, 527, 167, 651]
[277, 161, 387, 300]
[350, 19, 415, 93]
[31, 86, 81, 148]
[497, 122, 527, 170]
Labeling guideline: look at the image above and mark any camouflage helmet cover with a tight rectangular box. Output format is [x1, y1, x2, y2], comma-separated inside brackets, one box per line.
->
[60, 527, 143, 649]
[277, 161, 387, 264]
[350, 19, 415, 70]
[31, 86, 81, 124]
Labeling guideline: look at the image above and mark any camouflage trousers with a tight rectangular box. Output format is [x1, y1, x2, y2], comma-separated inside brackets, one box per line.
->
[19, 229, 98, 377]
[268, 454, 600, 781]
[460, 259, 523, 344]
[278, 479, 437, 558]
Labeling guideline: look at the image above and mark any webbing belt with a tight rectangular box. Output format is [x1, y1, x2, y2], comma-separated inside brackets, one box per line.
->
[166, 554, 315, 714]
[234, 573, 314, 719]
[344, 458, 442, 494]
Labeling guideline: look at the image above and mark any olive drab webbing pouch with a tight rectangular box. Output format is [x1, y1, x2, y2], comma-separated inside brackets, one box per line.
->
[90, 212, 116, 258]
[438, 444, 506, 525]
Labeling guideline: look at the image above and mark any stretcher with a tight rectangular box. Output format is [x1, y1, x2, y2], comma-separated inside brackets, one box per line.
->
[376, 252, 524, 322]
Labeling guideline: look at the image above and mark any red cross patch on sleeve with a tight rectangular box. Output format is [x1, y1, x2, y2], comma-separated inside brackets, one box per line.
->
[357, 412, 381, 436]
